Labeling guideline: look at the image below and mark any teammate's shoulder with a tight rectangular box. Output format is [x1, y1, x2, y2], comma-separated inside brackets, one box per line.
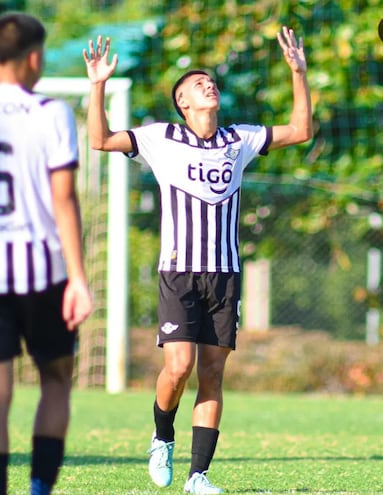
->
[32, 91, 75, 119]
[32, 91, 68, 108]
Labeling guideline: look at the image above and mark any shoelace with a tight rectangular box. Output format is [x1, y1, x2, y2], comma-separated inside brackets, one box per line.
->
[198, 472, 215, 487]
[150, 442, 174, 468]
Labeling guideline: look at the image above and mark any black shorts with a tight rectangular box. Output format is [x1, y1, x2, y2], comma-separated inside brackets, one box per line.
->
[0, 280, 78, 366]
[157, 272, 241, 349]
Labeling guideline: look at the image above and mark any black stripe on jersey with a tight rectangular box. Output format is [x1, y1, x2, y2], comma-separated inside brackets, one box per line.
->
[200, 200, 208, 269]
[124, 130, 139, 158]
[168, 185, 241, 272]
[166, 124, 241, 149]
[26, 242, 34, 292]
[40, 97, 54, 106]
[6, 243, 14, 292]
[222, 126, 240, 146]
[43, 240, 52, 286]
[185, 193, 193, 269]
[180, 125, 190, 144]
[259, 126, 272, 156]
[170, 186, 178, 268]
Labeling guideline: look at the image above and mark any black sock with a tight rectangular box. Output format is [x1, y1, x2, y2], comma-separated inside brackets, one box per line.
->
[189, 426, 219, 478]
[31, 436, 64, 487]
[153, 400, 178, 442]
[0, 453, 9, 495]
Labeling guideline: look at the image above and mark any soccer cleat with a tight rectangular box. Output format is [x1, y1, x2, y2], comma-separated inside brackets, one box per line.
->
[148, 435, 175, 487]
[184, 471, 224, 494]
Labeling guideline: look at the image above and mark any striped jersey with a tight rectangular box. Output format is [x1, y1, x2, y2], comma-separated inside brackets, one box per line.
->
[0, 83, 78, 294]
[127, 122, 270, 273]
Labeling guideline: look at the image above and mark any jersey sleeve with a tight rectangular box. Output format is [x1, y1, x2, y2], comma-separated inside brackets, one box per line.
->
[234, 124, 271, 168]
[42, 99, 79, 171]
[123, 123, 166, 169]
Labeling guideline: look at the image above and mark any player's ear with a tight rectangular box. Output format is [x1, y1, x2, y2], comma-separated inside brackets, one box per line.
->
[28, 46, 44, 74]
[177, 92, 189, 113]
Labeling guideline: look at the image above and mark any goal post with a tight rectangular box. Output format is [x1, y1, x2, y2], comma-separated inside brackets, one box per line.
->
[35, 77, 132, 393]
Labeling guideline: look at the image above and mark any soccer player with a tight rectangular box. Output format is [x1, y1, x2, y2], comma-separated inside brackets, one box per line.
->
[83, 26, 312, 494]
[0, 12, 93, 495]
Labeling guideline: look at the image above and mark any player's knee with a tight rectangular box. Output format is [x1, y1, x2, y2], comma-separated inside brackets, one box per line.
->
[167, 361, 193, 388]
[38, 356, 73, 387]
[198, 362, 225, 390]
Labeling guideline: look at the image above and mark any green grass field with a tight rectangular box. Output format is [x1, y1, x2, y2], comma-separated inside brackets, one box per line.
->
[8, 387, 383, 494]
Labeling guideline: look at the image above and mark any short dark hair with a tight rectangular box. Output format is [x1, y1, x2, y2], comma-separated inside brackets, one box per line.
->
[0, 12, 46, 63]
[171, 69, 210, 119]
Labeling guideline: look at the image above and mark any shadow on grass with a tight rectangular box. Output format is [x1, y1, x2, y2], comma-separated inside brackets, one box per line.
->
[10, 453, 383, 467]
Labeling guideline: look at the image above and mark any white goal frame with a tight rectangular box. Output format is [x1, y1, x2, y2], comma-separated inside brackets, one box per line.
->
[35, 77, 132, 393]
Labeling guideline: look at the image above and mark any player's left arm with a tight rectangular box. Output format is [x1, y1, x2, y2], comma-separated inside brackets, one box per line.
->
[268, 26, 313, 150]
[51, 168, 93, 330]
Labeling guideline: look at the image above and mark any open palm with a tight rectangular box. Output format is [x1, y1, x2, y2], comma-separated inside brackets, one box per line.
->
[277, 26, 307, 73]
[83, 36, 118, 83]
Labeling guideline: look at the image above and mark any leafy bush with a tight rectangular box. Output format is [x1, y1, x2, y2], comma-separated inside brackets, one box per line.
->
[129, 326, 383, 395]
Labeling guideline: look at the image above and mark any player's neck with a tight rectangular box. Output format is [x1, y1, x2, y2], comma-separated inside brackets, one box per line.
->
[185, 111, 218, 140]
[0, 62, 36, 89]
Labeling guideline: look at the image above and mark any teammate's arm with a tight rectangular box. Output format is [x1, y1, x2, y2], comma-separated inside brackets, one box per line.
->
[83, 36, 133, 153]
[268, 26, 313, 150]
[51, 168, 93, 330]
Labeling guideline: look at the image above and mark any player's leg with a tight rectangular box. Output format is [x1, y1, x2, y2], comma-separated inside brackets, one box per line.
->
[156, 340, 196, 414]
[149, 272, 199, 487]
[21, 281, 77, 495]
[183, 344, 229, 494]
[184, 272, 239, 494]
[0, 294, 23, 495]
[149, 341, 195, 487]
[30, 355, 74, 495]
[0, 361, 13, 495]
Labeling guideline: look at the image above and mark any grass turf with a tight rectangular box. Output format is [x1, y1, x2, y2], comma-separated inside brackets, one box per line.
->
[8, 387, 383, 494]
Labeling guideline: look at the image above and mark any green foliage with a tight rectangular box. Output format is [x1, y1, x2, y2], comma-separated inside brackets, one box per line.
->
[20, 0, 383, 337]
[24, 0, 383, 204]
[129, 225, 159, 326]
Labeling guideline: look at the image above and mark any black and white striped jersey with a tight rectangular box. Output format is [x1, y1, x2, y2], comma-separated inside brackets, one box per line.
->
[127, 122, 270, 273]
[0, 83, 78, 294]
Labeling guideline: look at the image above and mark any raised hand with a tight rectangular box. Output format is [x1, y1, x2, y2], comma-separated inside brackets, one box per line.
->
[277, 26, 307, 74]
[83, 35, 118, 83]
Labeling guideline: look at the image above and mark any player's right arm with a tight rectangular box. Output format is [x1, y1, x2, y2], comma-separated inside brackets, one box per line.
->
[83, 36, 133, 153]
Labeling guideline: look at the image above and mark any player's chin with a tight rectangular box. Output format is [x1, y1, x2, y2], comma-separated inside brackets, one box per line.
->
[207, 101, 220, 112]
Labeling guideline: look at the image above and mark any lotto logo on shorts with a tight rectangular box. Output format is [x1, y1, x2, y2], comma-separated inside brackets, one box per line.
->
[161, 322, 179, 334]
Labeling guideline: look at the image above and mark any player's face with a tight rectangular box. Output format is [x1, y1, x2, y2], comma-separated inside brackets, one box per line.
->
[177, 74, 220, 115]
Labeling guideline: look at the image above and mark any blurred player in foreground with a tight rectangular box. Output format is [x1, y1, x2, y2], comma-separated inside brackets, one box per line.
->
[83, 26, 312, 494]
[0, 12, 93, 495]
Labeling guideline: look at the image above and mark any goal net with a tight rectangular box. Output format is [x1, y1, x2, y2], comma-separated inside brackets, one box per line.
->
[14, 77, 131, 392]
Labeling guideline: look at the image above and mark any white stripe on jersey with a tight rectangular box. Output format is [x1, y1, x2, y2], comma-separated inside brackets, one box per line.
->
[0, 243, 7, 293]
[129, 122, 269, 273]
[0, 83, 76, 294]
[160, 186, 241, 273]
[191, 197, 201, 272]
[207, 203, 216, 272]
[13, 241, 28, 293]
[175, 189, 187, 272]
